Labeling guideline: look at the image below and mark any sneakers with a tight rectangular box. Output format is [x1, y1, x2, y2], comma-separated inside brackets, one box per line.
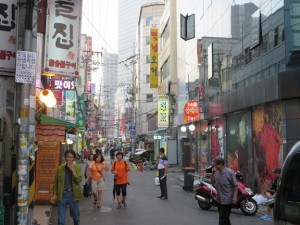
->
[260, 215, 272, 220]
[122, 200, 127, 207]
[116, 203, 122, 209]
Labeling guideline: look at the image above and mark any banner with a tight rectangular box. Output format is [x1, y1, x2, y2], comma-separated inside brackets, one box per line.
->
[44, 0, 82, 76]
[150, 28, 158, 88]
[0, 0, 17, 71]
[158, 95, 169, 128]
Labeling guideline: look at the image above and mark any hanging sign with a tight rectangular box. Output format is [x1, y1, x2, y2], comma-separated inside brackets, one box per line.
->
[184, 100, 200, 117]
[0, 0, 17, 71]
[158, 95, 169, 128]
[44, 0, 82, 76]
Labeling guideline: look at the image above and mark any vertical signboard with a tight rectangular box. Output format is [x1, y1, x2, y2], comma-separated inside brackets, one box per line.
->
[65, 90, 76, 122]
[86, 36, 92, 93]
[150, 28, 158, 88]
[158, 95, 169, 128]
[0, 0, 17, 71]
[44, 0, 82, 76]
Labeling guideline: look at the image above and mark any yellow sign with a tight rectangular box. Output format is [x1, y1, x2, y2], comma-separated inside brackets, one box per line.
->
[158, 95, 169, 128]
[150, 28, 158, 88]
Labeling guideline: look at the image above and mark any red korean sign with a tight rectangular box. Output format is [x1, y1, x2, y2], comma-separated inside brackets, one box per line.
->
[0, 0, 17, 71]
[184, 100, 200, 117]
[44, 0, 82, 76]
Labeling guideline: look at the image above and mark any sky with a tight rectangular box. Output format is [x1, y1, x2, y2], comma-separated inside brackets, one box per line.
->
[81, 0, 118, 54]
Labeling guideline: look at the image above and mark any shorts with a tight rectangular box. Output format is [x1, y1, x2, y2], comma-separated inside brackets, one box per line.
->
[92, 179, 105, 192]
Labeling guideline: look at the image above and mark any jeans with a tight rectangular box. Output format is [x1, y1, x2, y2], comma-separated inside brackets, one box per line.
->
[218, 204, 232, 225]
[158, 169, 168, 198]
[58, 191, 80, 225]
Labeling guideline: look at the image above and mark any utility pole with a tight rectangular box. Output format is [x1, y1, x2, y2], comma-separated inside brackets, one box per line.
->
[16, 0, 36, 224]
[82, 50, 102, 152]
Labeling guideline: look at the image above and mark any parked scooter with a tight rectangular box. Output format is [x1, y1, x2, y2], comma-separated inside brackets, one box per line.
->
[194, 167, 258, 216]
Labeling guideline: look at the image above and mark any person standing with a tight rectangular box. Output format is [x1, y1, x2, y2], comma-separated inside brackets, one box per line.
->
[51, 150, 83, 225]
[111, 152, 130, 209]
[157, 148, 168, 200]
[87, 154, 109, 208]
[211, 156, 238, 225]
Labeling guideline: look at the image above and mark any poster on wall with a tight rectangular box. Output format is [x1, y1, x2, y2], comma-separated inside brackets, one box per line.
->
[252, 103, 282, 193]
[44, 0, 82, 76]
[211, 117, 224, 160]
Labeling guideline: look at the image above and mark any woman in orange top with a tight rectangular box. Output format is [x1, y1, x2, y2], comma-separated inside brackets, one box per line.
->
[111, 152, 130, 209]
[87, 154, 109, 208]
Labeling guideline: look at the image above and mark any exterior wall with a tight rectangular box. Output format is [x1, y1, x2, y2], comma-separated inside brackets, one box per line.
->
[170, 0, 300, 192]
[136, 3, 165, 137]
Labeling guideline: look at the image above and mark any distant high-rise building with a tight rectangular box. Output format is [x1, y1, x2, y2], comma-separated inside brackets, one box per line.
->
[118, 0, 158, 85]
[99, 49, 118, 138]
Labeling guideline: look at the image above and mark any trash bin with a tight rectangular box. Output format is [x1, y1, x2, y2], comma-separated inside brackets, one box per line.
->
[182, 167, 195, 191]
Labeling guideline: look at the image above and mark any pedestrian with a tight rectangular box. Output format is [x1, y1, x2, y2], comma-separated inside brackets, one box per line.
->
[157, 148, 168, 200]
[87, 153, 109, 208]
[110, 146, 116, 164]
[211, 156, 238, 225]
[111, 152, 130, 209]
[83, 149, 88, 161]
[84, 154, 94, 196]
[260, 168, 281, 220]
[51, 150, 83, 225]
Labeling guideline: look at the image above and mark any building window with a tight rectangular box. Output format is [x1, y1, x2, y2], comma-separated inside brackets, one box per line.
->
[146, 55, 150, 63]
[146, 94, 153, 102]
[146, 74, 150, 83]
[161, 19, 170, 50]
[146, 17, 153, 26]
[146, 36, 150, 45]
[160, 57, 170, 81]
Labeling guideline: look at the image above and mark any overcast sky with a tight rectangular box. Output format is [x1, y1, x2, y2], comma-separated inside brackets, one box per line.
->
[81, 0, 118, 54]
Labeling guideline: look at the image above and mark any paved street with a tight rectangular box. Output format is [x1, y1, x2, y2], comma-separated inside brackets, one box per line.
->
[49, 157, 273, 225]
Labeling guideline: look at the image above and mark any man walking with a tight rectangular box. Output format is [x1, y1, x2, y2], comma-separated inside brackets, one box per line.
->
[157, 148, 168, 200]
[51, 150, 83, 225]
[211, 156, 238, 225]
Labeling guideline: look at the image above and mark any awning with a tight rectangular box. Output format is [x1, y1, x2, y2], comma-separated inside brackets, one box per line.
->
[36, 113, 79, 129]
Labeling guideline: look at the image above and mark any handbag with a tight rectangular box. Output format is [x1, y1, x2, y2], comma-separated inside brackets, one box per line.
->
[83, 183, 90, 198]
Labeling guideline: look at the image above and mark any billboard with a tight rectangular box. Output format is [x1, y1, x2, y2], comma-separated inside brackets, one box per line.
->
[44, 0, 82, 76]
[150, 28, 158, 88]
[158, 95, 169, 128]
[0, 0, 17, 71]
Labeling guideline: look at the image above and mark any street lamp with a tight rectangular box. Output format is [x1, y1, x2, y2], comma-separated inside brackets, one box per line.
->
[39, 89, 57, 108]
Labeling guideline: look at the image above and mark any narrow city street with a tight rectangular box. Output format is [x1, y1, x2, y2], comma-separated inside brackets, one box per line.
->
[49, 156, 271, 225]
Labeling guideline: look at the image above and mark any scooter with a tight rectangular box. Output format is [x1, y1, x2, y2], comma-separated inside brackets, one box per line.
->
[194, 168, 258, 216]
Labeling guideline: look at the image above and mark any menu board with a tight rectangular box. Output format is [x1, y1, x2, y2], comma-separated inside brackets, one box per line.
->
[35, 142, 60, 203]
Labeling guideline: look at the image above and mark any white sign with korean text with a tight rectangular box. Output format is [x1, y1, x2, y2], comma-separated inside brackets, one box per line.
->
[15, 51, 36, 84]
[0, 0, 17, 71]
[44, 0, 82, 76]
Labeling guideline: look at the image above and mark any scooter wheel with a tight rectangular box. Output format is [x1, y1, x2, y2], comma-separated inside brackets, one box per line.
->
[198, 200, 212, 210]
[240, 199, 258, 216]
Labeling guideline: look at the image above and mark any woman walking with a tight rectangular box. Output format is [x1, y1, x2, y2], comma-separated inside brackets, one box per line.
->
[87, 154, 109, 208]
[111, 152, 130, 209]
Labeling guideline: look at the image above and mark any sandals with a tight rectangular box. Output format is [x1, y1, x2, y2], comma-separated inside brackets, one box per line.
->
[97, 203, 101, 208]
